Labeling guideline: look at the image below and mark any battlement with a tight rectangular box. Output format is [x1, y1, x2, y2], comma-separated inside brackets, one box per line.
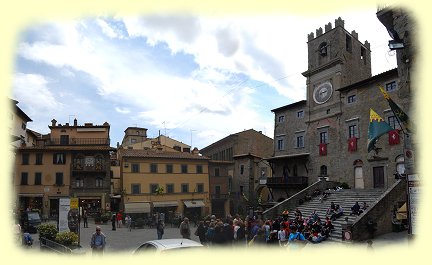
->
[307, 16, 369, 48]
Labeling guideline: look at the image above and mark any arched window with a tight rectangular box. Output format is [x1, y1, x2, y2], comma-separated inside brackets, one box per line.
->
[353, 159, 364, 189]
[320, 165, 327, 176]
[319, 42, 328, 56]
[396, 155, 405, 175]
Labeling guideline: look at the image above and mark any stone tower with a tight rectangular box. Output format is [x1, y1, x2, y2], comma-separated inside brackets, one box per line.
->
[301, 17, 372, 181]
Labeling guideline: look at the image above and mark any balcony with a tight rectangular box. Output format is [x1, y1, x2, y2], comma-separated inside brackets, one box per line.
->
[71, 162, 107, 172]
[266, 176, 308, 189]
[46, 138, 110, 146]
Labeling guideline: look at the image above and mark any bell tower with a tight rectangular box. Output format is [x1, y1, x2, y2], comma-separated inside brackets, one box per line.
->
[301, 17, 373, 181]
[302, 17, 372, 121]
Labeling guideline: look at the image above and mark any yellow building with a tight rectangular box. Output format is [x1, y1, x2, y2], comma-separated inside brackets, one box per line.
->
[119, 148, 210, 222]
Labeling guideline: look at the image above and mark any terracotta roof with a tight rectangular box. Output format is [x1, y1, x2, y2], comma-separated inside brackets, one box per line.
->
[120, 149, 210, 160]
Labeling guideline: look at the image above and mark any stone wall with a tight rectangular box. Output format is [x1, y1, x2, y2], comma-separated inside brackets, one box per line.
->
[263, 180, 338, 219]
[350, 179, 407, 241]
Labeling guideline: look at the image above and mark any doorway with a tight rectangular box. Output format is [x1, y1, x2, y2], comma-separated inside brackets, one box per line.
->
[354, 166, 364, 189]
[373, 166, 385, 188]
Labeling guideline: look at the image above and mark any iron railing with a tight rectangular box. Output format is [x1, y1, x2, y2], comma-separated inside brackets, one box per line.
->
[46, 138, 110, 145]
[71, 163, 107, 171]
[266, 176, 309, 187]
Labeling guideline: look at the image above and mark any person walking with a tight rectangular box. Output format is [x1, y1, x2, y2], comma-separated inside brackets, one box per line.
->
[90, 226, 106, 256]
[111, 213, 116, 230]
[179, 217, 191, 239]
[156, 219, 165, 239]
[116, 211, 122, 228]
[82, 210, 88, 228]
[125, 215, 132, 232]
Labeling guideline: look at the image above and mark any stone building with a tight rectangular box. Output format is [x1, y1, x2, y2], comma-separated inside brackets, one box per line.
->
[14, 118, 114, 218]
[268, 17, 413, 201]
[200, 129, 273, 218]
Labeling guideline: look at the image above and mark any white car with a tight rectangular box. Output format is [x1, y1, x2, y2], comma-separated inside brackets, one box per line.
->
[133, 239, 203, 255]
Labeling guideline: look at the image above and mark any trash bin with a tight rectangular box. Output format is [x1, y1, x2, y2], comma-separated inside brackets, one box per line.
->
[342, 223, 353, 241]
[366, 220, 377, 238]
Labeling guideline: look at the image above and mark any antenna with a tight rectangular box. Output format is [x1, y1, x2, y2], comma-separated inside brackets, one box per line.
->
[68, 115, 76, 124]
[162, 121, 166, 136]
[190, 129, 196, 148]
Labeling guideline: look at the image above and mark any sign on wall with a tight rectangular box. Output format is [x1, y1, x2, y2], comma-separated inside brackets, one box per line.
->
[407, 174, 419, 235]
[59, 198, 71, 233]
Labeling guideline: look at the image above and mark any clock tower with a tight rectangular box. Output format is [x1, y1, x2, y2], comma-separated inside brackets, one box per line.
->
[302, 17, 372, 122]
[301, 17, 372, 180]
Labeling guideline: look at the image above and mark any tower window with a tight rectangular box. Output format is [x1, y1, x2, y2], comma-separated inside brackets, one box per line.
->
[347, 95, 357, 104]
[346, 34, 352, 52]
[361, 47, 366, 61]
[385, 81, 397, 92]
[319, 42, 328, 56]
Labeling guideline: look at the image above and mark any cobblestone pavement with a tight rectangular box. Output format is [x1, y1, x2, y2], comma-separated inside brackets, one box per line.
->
[22, 219, 410, 255]
[29, 219, 204, 255]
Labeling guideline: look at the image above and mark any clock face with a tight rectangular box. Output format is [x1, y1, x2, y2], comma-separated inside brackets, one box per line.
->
[313, 81, 333, 104]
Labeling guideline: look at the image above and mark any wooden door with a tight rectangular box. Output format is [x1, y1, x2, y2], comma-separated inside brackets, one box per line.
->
[373, 166, 385, 188]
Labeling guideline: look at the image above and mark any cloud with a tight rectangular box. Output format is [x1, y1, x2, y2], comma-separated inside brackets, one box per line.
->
[115, 107, 131, 114]
[13, 11, 396, 147]
[124, 15, 202, 52]
[215, 26, 240, 57]
[12, 73, 63, 117]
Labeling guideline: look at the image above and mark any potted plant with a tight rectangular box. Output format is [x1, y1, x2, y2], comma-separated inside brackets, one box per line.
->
[55, 231, 79, 248]
[101, 212, 111, 223]
[37, 223, 58, 244]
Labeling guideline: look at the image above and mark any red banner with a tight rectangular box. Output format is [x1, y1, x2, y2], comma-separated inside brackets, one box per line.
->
[348, 137, 357, 152]
[388, 130, 400, 145]
[319, 143, 327, 156]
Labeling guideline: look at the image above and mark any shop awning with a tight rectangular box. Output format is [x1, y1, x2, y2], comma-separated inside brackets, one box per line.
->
[124, 202, 151, 213]
[184, 200, 205, 208]
[153, 201, 178, 207]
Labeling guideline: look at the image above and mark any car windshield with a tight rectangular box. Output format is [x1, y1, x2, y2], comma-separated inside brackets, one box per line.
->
[160, 247, 202, 255]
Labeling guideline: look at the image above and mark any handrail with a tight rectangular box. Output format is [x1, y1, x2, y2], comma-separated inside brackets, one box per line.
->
[40, 237, 72, 254]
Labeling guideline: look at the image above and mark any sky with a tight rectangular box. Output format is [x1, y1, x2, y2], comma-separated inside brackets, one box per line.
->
[11, 8, 398, 150]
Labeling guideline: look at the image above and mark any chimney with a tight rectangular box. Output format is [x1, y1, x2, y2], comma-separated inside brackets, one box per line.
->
[51, 119, 57, 126]
[74, 118, 77, 126]
[192, 147, 199, 155]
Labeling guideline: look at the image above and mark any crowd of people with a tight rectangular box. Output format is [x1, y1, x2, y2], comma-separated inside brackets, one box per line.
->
[182, 198, 369, 248]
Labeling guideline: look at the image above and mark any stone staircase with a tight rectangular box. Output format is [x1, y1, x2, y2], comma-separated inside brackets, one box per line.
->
[286, 188, 385, 242]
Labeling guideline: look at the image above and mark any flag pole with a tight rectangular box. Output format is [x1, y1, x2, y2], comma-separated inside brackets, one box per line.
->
[377, 84, 407, 136]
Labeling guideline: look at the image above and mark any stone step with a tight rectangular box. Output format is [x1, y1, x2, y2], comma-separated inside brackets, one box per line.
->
[276, 188, 385, 243]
